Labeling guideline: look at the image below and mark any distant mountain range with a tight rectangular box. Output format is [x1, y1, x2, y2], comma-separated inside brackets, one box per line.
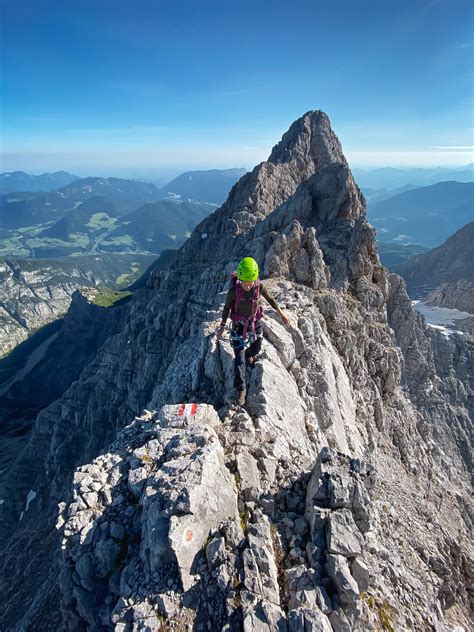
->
[2, 168, 472, 258]
[3, 197, 214, 259]
[0, 176, 217, 258]
[367, 181, 474, 247]
[0, 170, 80, 193]
[0, 168, 247, 206]
[361, 183, 417, 203]
[353, 163, 474, 190]
[0, 177, 164, 230]
[160, 168, 247, 204]
[0, 170, 247, 258]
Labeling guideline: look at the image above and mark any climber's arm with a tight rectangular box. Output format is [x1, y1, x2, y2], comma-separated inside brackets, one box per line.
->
[220, 287, 235, 324]
[216, 288, 235, 337]
[261, 284, 290, 327]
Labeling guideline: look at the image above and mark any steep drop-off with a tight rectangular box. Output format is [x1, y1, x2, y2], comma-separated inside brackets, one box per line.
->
[0, 254, 155, 356]
[394, 221, 474, 306]
[0, 111, 471, 632]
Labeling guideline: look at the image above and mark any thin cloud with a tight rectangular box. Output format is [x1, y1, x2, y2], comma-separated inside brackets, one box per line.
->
[16, 116, 66, 122]
[60, 125, 171, 134]
[431, 145, 474, 150]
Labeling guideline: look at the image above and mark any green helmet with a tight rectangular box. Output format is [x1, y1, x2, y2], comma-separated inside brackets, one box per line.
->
[237, 257, 259, 281]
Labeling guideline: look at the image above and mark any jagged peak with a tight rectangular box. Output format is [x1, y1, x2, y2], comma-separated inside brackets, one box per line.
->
[180, 109, 356, 252]
[268, 110, 348, 169]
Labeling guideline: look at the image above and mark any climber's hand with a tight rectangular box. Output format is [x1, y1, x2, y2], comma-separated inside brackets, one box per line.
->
[216, 323, 226, 339]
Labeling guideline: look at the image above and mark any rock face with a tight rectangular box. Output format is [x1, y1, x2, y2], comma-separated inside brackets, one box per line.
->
[387, 273, 473, 468]
[0, 110, 472, 631]
[394, 221, 474, 307]
[425, 279, 474, 314]
[3, 288, 130, 408]
[0, 288, 131, 477]
[0, 254, 154, 356]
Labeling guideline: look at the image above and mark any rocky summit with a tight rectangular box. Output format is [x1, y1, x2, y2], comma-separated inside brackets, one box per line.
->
[0, 111, 472, 631]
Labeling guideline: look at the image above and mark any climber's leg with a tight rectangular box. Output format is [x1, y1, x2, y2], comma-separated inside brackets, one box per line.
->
[245, 320, 263, 365]
[233, 346, 246, 390]
[231, 324, 246, 391]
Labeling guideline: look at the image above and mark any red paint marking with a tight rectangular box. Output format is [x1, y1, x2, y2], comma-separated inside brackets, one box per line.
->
[177, 404, 186, 417]
[185, 529, 193, 542]
[190, 403, 198, 416]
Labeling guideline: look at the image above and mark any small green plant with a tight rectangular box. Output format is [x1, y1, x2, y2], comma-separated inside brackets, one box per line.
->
[361, 592, 376, 609]
[140, 452, 154, 466]
[378, 600, 395, 632]
[362, 593, 395, 631]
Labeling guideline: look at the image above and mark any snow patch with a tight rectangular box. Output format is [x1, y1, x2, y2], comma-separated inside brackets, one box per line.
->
[427, 324, 458, 338]
[413, 302, 472, 337]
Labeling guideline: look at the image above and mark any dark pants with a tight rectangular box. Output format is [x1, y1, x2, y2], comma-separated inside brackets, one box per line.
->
[230, 320, 263, 391]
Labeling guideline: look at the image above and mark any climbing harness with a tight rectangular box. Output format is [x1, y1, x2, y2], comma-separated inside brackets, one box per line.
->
[230, 322, 258, 350]
[229, 272, 264, 343]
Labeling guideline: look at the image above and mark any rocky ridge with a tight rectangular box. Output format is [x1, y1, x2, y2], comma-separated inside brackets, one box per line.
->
[0, 111, 471, 631]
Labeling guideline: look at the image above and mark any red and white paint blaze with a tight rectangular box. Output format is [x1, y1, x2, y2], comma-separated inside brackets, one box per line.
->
[177, 403, 199, 418]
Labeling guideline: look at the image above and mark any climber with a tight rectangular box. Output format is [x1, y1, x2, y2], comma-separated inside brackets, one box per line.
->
[216, 257, 290, 406]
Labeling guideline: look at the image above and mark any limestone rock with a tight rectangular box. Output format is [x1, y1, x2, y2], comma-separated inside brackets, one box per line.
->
[325, 554, 360, 604]
[326, 509, 363, 558]
[0, 110, 471, 632]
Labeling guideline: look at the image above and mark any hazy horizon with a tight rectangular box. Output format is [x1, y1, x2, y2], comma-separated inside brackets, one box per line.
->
[1, 162, 473, 183]
[2, 0, 473, 175]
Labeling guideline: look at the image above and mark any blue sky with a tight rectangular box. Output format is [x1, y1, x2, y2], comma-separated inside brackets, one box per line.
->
[1, 0, 473, 176]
